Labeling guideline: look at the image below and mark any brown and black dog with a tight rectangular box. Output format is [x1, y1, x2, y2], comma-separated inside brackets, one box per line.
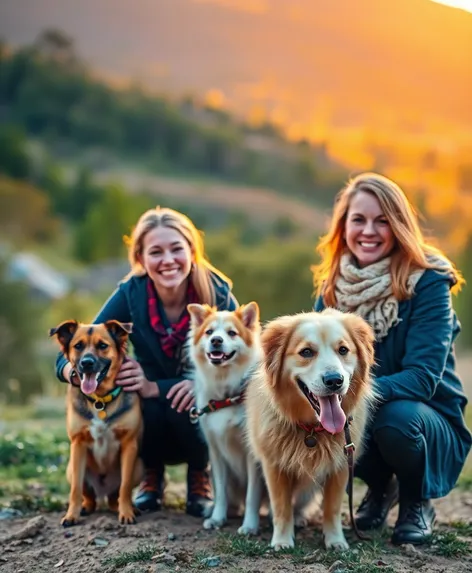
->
[49, 320, 144, 527]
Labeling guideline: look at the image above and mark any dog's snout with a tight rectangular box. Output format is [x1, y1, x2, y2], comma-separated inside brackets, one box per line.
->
[80, 355, 96, 373]
[210, 336, 223, 347]
[322, 371, 344, 391]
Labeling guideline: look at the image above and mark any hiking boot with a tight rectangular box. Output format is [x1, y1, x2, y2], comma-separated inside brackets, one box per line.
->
[186, 466, 213, 518]
[391, 499, 436, 546]
[355, 477, 399, 531]
[134, 466, 165, 512]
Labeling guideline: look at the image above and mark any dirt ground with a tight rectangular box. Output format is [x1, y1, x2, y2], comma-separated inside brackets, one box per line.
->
[1, 483, 472, 573]
[1, 355, 471, 573]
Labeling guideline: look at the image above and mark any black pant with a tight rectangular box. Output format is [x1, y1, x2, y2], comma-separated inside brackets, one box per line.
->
[140, 397, 209, 472]
[355, 400, 461, 500]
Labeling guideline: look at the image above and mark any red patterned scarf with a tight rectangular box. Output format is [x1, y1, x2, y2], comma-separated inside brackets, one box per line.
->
[147, 277, 199, 358]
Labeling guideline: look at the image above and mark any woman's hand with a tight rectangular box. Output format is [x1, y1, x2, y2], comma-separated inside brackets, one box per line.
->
[166, 379, 195, 413]
[115, 357, 159, 398]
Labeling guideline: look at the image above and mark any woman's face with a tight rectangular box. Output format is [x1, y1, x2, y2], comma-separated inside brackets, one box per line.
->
[140, 226, 193, 290]
[345, 191, 396, 267]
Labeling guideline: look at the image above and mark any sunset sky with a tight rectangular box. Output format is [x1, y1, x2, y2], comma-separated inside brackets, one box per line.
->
[432, 1, 472, 12]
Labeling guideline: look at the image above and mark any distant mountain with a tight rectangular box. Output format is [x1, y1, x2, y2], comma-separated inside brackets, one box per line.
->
[1, 0, 471, 146]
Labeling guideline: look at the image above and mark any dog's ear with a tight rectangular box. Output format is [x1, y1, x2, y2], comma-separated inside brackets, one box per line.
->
[260, 316, 297, 387]
[237, 301, 259, 329]
[342, 313, 375, 382]
[105, 320, 133, 350]
[49, 320, 79, 352]
[187, 303, 213, 327]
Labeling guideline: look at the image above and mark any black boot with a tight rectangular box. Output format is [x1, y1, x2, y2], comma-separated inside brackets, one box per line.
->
[355, 477, 399, 531]
[134, 466, 165, 512]
[391, 498, 436, 546]
[186, 466, 213, 518]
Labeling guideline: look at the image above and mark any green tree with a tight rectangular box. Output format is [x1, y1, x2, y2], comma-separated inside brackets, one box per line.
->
[0, 258, 45, 404]
[0, 125, 30, 179]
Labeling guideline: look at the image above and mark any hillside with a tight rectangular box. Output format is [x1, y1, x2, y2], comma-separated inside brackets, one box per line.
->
[2, 0, 471, 149]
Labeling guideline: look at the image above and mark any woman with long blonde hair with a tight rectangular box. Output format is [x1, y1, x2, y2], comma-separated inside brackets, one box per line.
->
[56, 206, 238, 517]
[313, 173, 471, 545]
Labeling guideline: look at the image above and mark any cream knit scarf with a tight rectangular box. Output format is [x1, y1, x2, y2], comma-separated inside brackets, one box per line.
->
[335, 253, 450, 340]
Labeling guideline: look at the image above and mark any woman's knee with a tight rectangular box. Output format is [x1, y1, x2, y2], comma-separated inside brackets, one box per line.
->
[372, 400, 423, 437]
[371, 401, 425, 467]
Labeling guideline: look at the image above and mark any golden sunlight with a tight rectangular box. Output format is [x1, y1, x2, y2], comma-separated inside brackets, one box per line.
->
[431, 0, 472, 12]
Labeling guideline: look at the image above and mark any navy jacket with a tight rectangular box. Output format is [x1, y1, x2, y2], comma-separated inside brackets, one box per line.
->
[315, 269, 472, 452]
[56, 272, 238, 396]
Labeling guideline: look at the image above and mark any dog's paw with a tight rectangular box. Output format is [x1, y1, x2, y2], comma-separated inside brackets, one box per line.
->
[203, 517, 226, 530]
[294, 514, 308, 529]
[324, 532, 349, 551]
[237, 524, 259, 536]
[80, 504, 96, 516]
[118, 505, 137, 525]
[61, 513, 81, 527]
[271, 533, 294, 551]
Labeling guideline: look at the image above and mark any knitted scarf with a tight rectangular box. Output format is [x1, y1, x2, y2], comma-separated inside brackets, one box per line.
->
[147, 277, 199, 358]
[335, 254, 450, 340]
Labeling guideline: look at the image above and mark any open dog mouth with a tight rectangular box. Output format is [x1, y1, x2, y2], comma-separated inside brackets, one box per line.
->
[296, 377, 346, 435]
[206, 350, 237, 365]
[78, 363, 110, 395]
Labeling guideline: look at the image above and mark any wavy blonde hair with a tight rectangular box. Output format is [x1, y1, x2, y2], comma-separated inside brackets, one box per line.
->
[312, 172, 464, 306]
[124, 206, 232, 306]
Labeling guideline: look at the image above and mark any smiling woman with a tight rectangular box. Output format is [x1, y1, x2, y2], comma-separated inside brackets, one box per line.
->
[55, 206, 239, 519]
[312, 172, 471, 547]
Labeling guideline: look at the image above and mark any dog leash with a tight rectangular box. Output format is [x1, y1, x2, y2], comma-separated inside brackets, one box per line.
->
[189, 390, 246, 424]
[300, 415, 370, 542]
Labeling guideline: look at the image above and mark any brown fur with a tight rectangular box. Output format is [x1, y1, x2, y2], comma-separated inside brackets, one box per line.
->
[245, 308, 375, 550]
[50, 320, 144, 527]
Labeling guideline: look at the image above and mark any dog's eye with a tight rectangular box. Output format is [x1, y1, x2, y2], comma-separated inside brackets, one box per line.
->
[299, 348, 314, 358]
[205, 329, 213, 336]
[73, 341, 84, 350]
[338, 346, 349, 356]
[227, 330, 238, 337]
[97, 341, 109, 350]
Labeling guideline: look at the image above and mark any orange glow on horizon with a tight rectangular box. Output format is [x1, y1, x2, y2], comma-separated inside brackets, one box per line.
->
[431, 0, 472, 12]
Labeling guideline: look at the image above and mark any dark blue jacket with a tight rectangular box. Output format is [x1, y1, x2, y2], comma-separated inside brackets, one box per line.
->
[315, 269, 471, 457]
[56, 272, 238, 396]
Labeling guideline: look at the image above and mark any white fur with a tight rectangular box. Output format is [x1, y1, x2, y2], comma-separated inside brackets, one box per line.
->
[189, 308, 264, 534]
[85, 418, 121, 499]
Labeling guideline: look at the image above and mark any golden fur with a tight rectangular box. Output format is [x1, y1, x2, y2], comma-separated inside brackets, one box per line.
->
[245, 308, 375, 550]
[50, 320, 143, 527]
[188, 302, 265, 534]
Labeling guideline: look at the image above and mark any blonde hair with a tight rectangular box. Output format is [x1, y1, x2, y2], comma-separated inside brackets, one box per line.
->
[313, 172, 464, 306]
[124, 206, 232, 306]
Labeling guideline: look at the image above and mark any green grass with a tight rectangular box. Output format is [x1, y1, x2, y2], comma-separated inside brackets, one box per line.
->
[213, 533, 397, 573]
[457, 405, 472, 489]
[431, 530, 471, 558]
[102, 543, 159, 569]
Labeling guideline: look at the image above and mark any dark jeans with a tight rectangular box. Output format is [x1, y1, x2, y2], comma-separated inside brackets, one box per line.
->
[140, 397, 209, 472]
[355, 399, 461, 500]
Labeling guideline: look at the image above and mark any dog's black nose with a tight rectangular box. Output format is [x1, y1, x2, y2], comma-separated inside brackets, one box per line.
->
[322, 372, 344, 390]
[80, 355, 96, 373]
[210, 336, 223, 347]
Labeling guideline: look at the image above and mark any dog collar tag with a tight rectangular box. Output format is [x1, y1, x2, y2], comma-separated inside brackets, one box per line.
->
[304, 433, 317, 448]
[94, 400, 105, 412]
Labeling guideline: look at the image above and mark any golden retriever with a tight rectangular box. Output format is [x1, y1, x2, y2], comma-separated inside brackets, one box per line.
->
[245, 308, 375, 550]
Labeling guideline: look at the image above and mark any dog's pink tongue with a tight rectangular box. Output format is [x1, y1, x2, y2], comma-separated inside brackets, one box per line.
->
[318, 395, 346, 435]
[81, 373, 98, 395]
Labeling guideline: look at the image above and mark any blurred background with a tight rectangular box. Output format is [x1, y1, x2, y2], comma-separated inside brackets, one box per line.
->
[0, 0, 471, 510]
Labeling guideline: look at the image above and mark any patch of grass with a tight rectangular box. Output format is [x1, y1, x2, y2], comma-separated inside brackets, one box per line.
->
[431, 530, 471, 558]
[449, 520, 472, 536]
[215, 532, 270, 557]
[211, 533, 396, 573]
[102, 543, 159, 569]
[0, 428, 69, 512]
